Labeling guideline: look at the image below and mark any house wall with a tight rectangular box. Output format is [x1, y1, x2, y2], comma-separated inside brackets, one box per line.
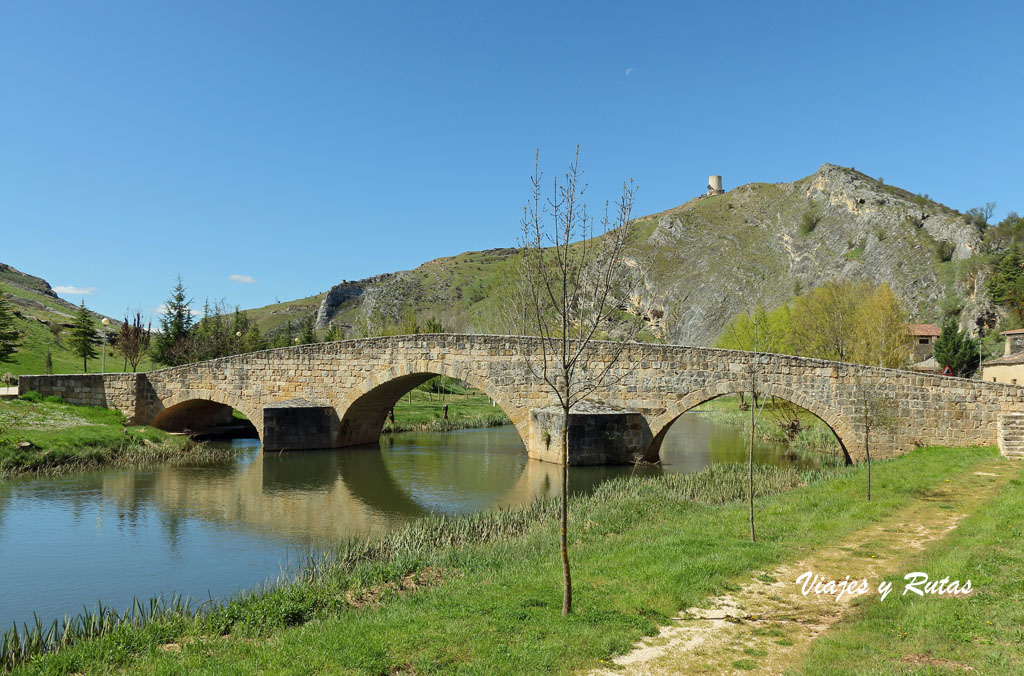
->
[982, 363, 1024, 385]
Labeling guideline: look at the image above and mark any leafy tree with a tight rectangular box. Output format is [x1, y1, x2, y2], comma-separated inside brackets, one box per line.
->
[964, 201, 996, 235]
[323, 324, 342, 342]
[67, 301, 99, 372]
[982, 211, 1024, 253]
[715, 304, 793, 354]
[511, 148, 643, 616]
[0, 294, 20, 364]
[986, 247, 1024, 321]
[424, 317, 445, 333]
[788, 281, 864, 362]
[933, 318, 980, 377]
[849, 284, 911, 368]
[153, 276, 195, 366]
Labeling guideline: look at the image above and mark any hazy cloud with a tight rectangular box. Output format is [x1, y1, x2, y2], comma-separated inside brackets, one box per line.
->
[229, 273, 257, 284]
[625, 67, 634, 76]
[54, 285, 96, 295]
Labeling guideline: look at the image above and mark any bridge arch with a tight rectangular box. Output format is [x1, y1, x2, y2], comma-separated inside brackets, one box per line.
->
[334, 361, 530, 449]
[646, 381, 854, 463]
[149, 389, 263, 441]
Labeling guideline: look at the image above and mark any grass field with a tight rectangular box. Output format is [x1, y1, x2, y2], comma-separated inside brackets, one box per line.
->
[0, 395, 219, 477]
[799, 464, 1024, 674]
[387, 383, 510, 432]
[4, 445, 1015, 674]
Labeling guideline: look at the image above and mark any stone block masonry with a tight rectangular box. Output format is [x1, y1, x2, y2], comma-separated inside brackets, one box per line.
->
[17, 334, 1024, 465]
[997, 413, 1024, 459]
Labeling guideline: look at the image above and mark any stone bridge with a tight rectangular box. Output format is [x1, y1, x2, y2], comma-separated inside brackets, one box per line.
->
[18, 334, 1024, 464]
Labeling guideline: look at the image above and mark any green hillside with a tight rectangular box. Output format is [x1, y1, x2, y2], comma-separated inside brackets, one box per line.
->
[0, 266, 151, 377]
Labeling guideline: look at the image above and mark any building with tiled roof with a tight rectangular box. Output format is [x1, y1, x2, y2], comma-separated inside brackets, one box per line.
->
[906, 323, 941, 361]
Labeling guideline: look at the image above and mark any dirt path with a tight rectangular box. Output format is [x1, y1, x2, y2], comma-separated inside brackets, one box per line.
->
[588, 459, 1018, 676]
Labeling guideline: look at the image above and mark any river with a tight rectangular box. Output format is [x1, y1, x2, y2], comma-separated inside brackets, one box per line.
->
[0, 410, 822, 629]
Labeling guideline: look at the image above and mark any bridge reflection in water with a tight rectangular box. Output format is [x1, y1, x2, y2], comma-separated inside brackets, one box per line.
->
[100, 414, 823, 547]
[0, 411, 827, 630]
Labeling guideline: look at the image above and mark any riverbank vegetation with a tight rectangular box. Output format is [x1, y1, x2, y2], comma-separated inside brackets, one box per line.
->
[0, 395, 227, 478]
[384, 377, 510, 433]
[692, 395, 845, 461]
[2, 445, 1012, 674]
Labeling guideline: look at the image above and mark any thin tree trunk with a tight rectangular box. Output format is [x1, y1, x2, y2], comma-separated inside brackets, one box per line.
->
[865, 429, 871, 501]
[749, 392, 756, 542]
[561, 407, 572, 616]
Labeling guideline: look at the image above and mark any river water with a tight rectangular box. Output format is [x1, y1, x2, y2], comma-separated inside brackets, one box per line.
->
[0, 411, 821, 629]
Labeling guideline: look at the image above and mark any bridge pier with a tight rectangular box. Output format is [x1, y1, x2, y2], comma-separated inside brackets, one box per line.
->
[263, 400, 340, 452]
[527, 404, 650, 465]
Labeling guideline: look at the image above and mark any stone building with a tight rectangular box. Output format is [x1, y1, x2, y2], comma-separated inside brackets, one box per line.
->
[981, 328, 1024, 384]
[906, 323, 941, 361]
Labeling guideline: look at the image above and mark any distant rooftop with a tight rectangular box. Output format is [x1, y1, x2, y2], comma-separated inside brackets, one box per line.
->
[906, 323, 941, 337]
[1000, 328, 1024, 335]
[983, 352, 1024, 366]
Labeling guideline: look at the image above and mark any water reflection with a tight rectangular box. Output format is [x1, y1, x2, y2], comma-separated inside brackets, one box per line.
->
[0, 410, 824, 630]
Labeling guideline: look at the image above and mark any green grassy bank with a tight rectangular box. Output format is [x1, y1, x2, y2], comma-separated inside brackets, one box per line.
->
[0, 395, 226, 478]
[800, 464, 1024, 674]
[384, 383, 511, 433]
[2, 445, 1010, 674]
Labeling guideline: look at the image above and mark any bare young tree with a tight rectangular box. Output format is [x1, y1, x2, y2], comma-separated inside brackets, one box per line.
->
[853, 376, 896, 501]
[512, 147, 644, 616]
[744, 320, 770, 543]
[118, 310, 152, 372]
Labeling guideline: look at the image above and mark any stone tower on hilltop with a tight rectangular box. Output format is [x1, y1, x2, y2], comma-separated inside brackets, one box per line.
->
[706, 175, 724, 196]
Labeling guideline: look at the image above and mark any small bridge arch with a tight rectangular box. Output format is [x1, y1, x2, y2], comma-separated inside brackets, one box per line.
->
[148, 389, 263, 441]
[646, 381, 854, 463]
[334, 360, 530, 449]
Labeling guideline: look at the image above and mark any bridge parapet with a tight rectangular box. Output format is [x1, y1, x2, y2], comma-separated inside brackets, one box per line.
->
[15, 334, 1024, 465]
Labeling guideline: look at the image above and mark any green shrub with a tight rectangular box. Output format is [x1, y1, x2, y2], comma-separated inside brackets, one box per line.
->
[19, 390, 41, 402]
[935, 240, 956, 262]
[798, 209, 822, 235]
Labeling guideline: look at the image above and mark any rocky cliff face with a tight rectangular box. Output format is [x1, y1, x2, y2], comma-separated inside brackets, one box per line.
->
[295, 164, 991, 345]
[625, 164, 989, 344]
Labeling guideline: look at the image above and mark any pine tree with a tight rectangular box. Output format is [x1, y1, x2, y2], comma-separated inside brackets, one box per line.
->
[933, 318, 980, 377]
[0, 294, 20, 364]
[243, 325, 267, 352]
[299, 315, 317, 344]
[153, 276, 194, 366]
[67, 301, 99, 372]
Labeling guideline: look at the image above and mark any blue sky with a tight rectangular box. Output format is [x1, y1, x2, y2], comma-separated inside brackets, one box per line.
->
[3, 1, 1022, 319]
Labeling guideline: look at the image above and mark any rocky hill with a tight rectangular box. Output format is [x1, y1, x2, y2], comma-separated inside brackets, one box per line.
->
[251, 164, 995, 345]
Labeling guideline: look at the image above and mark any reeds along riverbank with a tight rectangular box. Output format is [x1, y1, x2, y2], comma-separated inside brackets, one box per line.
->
[0, 438, 236, 479]
[0, 461, 849, 671]
[692, 397, 846, 461]
[381, 412, 511, 434]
